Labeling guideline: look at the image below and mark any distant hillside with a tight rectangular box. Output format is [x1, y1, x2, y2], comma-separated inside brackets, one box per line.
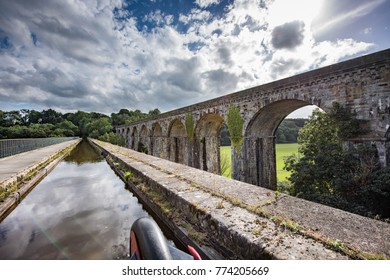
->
[276, 118, 307, 143]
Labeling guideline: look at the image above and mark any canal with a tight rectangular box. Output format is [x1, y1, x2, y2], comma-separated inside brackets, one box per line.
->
[0, 140, 151, 259]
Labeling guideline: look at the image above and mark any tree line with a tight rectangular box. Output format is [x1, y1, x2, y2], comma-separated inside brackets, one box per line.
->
[275, 119, 307, 143]
[0, 108, 160, 145]
[219, 118, 306, 146]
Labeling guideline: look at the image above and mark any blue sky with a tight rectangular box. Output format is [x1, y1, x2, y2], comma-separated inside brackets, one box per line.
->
[0, 0, 389, 117]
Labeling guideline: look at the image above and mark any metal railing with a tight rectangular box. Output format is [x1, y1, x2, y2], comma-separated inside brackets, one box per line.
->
[0, 137, 78, 159]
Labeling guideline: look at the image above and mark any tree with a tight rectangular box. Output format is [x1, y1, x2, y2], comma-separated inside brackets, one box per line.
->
[111, 108, 160, 126]
[27, 110, 43, 124]
[148, 108, 161, 116]
[65, 111, 90, 127]
[55, 120, 79, 136]
[0, 110, 22, 127]
[40, 109, 63, 124]
[111, 111, 132, 126]
[284, 103, 390, 218]
[98, 132, 125, 146]
[276, 119, 307, 143]
[87, 117, 113, 138]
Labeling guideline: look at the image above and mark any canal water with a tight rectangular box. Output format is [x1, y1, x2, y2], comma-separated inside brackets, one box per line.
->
[0, 140, 150, 259]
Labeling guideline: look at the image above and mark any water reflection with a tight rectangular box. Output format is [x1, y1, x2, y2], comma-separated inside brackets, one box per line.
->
[0, 140, 149, 259]
[64, 140, 102, 164]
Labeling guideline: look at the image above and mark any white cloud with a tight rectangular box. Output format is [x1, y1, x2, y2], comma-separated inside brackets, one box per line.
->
[311, 39, 374, 67]
[194, 0, 222, 9]
[314, 0, 385, 35]
[268, 0, 324, 27]
[179, 9, 213, 25]
[0, 0, 376, 114]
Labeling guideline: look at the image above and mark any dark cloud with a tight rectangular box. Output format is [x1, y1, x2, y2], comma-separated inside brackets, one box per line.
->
[217, 47, 233, 65]
[201, 69, 239, 94]
[211, 29, 222, 37]
[270, 57, 304, 79]
[271, 20, 305, 49]
[160, 57, 203, 92]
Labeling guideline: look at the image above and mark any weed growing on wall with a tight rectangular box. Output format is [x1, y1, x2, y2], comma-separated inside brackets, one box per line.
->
[185, 113, 195, 142]
[227, 107, 243, 153]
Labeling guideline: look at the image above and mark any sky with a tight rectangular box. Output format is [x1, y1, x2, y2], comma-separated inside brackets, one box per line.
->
[0, 0, 389, 117]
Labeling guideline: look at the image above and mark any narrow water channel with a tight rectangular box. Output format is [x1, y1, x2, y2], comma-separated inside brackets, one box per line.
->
[0, 140, 150, 259]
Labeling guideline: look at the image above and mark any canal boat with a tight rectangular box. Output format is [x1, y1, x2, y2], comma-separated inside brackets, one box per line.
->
[130, 217, 202, 260]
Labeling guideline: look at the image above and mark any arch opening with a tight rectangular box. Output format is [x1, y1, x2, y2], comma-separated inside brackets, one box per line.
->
[219, 123, 231, 178]
[131, 127, 138, 150]
[152, 123, 163, 157]
[168, 119, 187, 164]
[126, 127, 131, 147]
[138, 125, 148, 154]
[195, 113, 225, 174]
[386, 127, 390, 167]
[244, 100, 318, 189]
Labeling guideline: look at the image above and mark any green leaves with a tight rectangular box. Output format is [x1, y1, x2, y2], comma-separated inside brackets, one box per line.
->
[185, 113, 195, 141]
[227, 107, 243, 152]
[284, 103, 389, 218]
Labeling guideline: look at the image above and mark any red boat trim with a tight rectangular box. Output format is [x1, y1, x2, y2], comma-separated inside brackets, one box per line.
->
[187, 245, 202, 260]
[130, 230, 141, 260]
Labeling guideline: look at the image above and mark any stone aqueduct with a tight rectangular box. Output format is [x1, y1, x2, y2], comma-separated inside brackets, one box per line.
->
[116, 49, 390, 190]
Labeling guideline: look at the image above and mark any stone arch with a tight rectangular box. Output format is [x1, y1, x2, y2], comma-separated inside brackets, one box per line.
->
[131, 126, 138, 150]
[195, 113, 225, 174]
[126, 127, 131, 147]
[168, 119, 187, 164]
[243, 99, 313, 189]
[385, 126, 390, 167]
[139, 125, 149, 153]
[152, 122, 164, 157]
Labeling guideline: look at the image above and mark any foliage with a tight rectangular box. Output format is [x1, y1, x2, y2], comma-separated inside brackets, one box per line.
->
[284, 103, 390, 218]
[111, 108, 160, 126]
[124, 171, 133, 180]
[137, 142, 148, 154]
[219, 123, 231, 146]
[227, 107, 244, 152]
[86, 117, 112, 138]
[276, 119, 307, 143]
[98, 132, 125, 146]
[0, 108, 155, 147]
[148, 108, 161, 116]
[185, 113, 195, 141]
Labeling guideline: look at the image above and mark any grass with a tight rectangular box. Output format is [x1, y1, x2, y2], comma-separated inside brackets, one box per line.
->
[276, 143, 299, 182]
[220, 143, 299, 182]
[220, 146, 232, 178]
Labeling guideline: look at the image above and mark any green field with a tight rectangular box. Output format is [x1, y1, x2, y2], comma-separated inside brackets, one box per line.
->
[220, 143, 299, 182]
[220, 146, 233, 178]
[275, 143, 299, 181]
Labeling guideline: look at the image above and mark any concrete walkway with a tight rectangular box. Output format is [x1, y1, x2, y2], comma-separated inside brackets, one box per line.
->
[0, 139, 81, 186]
